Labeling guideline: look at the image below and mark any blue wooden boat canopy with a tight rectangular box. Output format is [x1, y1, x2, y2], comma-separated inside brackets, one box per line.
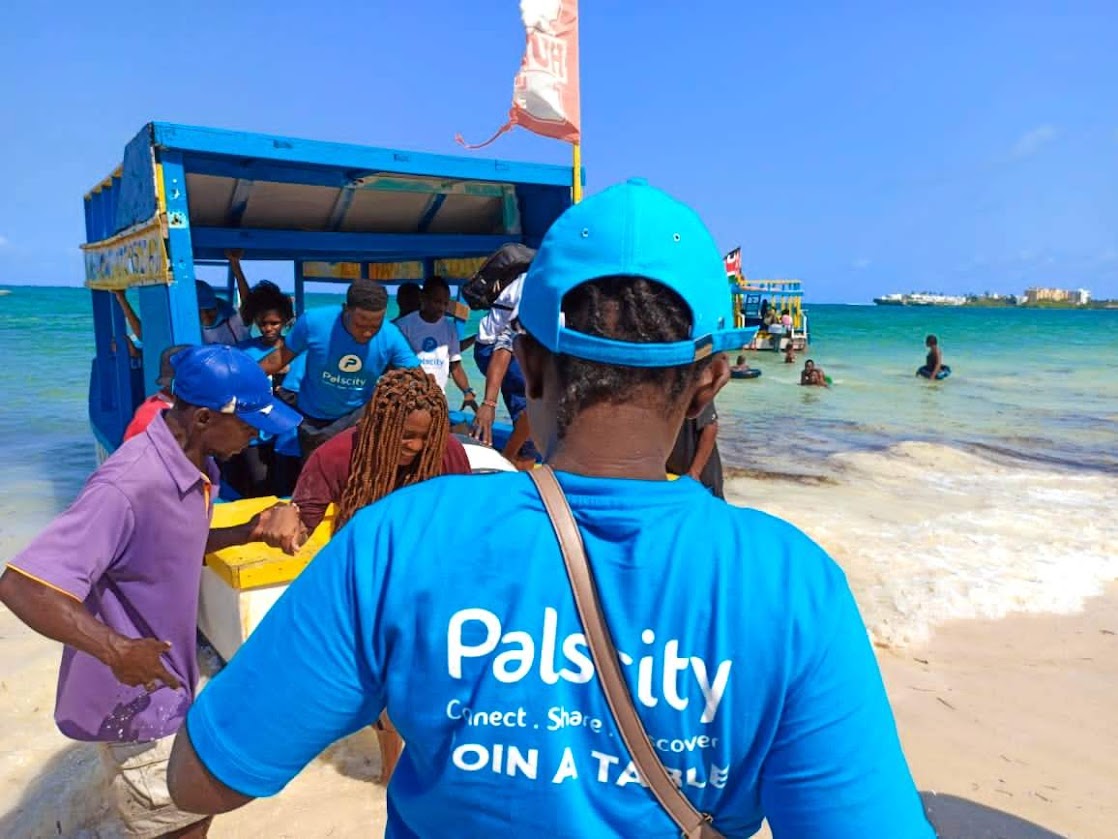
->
[83, 121, 579, 453]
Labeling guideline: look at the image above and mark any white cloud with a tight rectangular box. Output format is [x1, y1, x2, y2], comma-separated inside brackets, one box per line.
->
[1010, 125, 1058, 159]
[0, 235, 9, 248]
[852, 257, 871, 270]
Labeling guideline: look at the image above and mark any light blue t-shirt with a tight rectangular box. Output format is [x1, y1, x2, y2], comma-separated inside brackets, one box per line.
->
[285, 306, 419, 420]
[186, 473, 933, 838]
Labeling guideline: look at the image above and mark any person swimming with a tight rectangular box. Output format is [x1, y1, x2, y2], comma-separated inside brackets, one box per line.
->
[801, 359, 828, 387]
[916, 334, 947, 380]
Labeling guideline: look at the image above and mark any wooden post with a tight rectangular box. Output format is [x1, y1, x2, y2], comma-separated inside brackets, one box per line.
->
[572, 142, 583, 203]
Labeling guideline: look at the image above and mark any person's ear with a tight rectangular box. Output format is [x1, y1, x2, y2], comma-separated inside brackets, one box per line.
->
[684, 354, 730, 419]
[515, 335, 546, 400]
[192, 407, 215, 432]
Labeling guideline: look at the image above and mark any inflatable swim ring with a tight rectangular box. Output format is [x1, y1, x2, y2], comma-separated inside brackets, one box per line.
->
[916, 364, 951, 380]
[730, 368, 762, 380]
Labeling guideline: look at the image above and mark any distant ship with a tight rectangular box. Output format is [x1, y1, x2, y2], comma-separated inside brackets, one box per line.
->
[873, 292, 966, 307]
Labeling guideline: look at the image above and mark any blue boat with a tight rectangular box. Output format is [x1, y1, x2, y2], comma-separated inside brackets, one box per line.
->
[82, 121, 579, 462]
[80, 122, 580, 660]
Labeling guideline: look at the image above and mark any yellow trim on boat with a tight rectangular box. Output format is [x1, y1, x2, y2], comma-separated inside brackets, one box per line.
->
[206, 497, 335, 590]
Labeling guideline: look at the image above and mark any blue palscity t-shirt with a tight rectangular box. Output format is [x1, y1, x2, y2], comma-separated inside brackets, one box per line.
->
[186, 472, 934, 838]
[285, 306, 419, 420]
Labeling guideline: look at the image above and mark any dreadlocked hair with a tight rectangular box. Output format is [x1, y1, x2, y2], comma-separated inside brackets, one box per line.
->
[551, 276, 712, 438]
[333, 367, 450, 534]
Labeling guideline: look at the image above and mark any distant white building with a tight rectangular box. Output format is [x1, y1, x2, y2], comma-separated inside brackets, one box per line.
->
[1070, 288, 1091, 305]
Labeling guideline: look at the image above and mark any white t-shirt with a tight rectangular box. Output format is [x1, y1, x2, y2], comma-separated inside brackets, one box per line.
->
[475, 274, 524, 347]
[395, 311, 462, 392]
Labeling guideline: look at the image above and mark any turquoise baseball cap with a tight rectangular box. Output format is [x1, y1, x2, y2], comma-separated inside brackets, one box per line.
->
[517, 179, 757, 367]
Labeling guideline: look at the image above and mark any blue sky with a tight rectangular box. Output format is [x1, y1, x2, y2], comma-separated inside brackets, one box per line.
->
[1, 1, 1116, 302]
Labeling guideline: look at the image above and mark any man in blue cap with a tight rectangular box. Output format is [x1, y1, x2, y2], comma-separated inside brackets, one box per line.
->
[168, 182, 934, 837]
[0, 344, 304, 839]
[196, 281, 250, 345]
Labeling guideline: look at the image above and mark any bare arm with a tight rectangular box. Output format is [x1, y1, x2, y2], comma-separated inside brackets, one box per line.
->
[471, 347, 513, 446]
[449, 361, 477, 411]
[260, 342, 297, 376]
[226, 250, 251, 308]
[113, 290, 143, 341]
[207, 504, 305, 555]
[687, 421, 718, 480]
[930, 347, 942, 378]
[169, 732, 254, 814]
[0, 569, 180, 690]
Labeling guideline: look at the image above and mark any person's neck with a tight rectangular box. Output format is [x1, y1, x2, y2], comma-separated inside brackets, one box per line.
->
[162, 410, 208, 470]
[420, 311, 440, 324]
[545, 402, 680, 481]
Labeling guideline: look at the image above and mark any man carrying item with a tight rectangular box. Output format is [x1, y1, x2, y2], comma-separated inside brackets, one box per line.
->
[470, 273, 539, 468]
[123, 343, 192, 442]
[168, 181, 934, 838]
[666, 400, 724, 498]
[395, 275, 477, 407]
[0, 344, 304, 839]
[260, 278, 420, 458]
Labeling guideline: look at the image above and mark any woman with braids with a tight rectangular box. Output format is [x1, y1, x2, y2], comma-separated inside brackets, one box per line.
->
[172, 181, 934, 839]
[291, 367, 471, 535]
[292, 367, 470, 783]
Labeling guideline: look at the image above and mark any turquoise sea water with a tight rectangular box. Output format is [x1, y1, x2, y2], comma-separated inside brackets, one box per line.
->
[1, 285, 1116, 648]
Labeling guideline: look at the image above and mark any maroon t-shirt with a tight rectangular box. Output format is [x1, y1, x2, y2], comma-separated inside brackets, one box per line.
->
[293, 429, 471, 531]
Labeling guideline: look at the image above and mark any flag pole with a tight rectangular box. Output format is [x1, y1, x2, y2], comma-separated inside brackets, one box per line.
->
[572, 141, 583, 203]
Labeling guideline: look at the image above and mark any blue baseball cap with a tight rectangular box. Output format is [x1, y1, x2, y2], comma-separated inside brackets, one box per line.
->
[170, 345, 302, 435]
[195, 280, 218, 310]
[518, 179, 757, 367]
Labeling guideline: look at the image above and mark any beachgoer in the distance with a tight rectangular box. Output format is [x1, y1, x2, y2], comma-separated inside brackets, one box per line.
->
[729, 353, 751, 373]
[122, 343, 191, 442]
[167, 180, 934, 838]
[259, 278, 420, 459]
[392, 282, 422, 322]
[666, 400, 724, 499]
[291, 368, 471, 534]
[801, 358, 829, 387]
[0, 344, 305, 839]
[395, 275, 477, 406]
[470, 272, 538, 469]
[917, 334, 943, 379]
[784, 342, 796, 363]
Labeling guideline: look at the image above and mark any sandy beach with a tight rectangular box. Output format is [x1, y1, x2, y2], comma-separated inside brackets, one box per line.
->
[2, 563, 1113, 838]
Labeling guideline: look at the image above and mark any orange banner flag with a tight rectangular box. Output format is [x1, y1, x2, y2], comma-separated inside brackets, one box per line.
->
[457, 0, 581, 149]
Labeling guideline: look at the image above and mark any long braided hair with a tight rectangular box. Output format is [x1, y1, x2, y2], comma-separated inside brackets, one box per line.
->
[333, 368, 450, 534]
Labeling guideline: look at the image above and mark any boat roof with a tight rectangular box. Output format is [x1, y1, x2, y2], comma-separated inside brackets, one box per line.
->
[83, 121, 578, 265]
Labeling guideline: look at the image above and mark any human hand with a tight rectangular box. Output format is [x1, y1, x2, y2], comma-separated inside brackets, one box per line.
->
[461, 395, 480, 413]
[471, 403, 496, 446]
[106, 636, 181, 692]
[224, 249, 245, 260]
[250, 503, 306, 555]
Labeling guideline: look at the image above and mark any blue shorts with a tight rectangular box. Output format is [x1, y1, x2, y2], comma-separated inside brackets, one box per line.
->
[474, 341, 539, 460]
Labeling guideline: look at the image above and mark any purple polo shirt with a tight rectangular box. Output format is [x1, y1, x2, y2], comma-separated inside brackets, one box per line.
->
[7, 413, 219, 743]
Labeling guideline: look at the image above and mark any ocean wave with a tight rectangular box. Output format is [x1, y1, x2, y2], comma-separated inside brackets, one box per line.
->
[725, 440, 1118, 648]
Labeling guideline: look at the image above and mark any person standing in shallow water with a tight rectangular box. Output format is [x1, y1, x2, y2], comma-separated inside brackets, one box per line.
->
[0, 345, 305, 839]
[918, 334, 944, 380]
[167, 180, 934, 838]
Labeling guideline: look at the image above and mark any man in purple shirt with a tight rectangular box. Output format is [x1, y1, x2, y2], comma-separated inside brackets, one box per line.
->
[0, 344, 304, 839]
